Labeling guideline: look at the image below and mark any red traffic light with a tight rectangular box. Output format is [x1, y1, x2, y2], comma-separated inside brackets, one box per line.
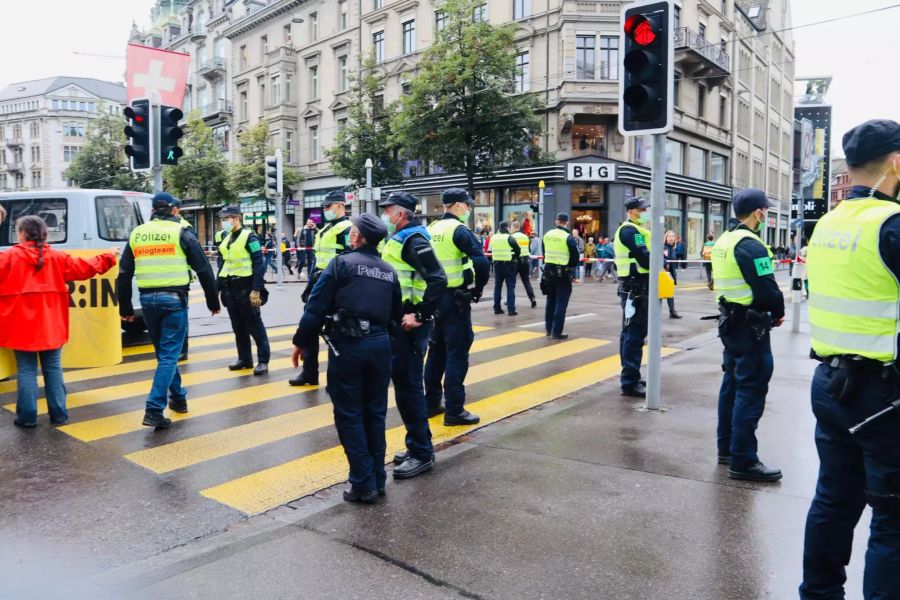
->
[625, 14, 657, 46]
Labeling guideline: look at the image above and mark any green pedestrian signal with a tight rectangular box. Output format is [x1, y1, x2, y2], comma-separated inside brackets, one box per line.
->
[167, 150, 175, 161]
[159, 105, 184, 166]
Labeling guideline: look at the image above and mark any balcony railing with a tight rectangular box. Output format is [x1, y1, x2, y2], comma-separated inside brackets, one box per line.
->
[675, 27, 730, 72]
[6, 161, 24, 172]
[5, 136, 23, 147]
[202, 100, 232, 118]
[198, 56, 227, 79]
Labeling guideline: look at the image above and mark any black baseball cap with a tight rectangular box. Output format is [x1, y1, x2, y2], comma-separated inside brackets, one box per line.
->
[556, 212, 569, 223]
[322, 190, 347, 208]
[152, 192, 181, 209]
[220, 206, 242, 217]
[732, 188, 775, 216]
[379, 191, 418, 211]
[351, 213, 388, 246]
[441, 187, 473, 205]
[842, 119, 900, 167]
[625, 197, 650, 210]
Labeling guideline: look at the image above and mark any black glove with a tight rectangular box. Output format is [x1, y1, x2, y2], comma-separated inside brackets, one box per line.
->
[471, 292, 481, 303]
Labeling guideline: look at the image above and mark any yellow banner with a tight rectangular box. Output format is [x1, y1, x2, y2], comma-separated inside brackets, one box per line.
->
[0, 348, 15, 380]
[61, 250, 123, 368]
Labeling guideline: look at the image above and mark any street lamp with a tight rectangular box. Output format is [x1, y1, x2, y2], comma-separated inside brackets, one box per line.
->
[365, 158, 374, 214]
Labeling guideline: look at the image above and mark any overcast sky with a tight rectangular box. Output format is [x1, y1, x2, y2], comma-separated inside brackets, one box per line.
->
[2, 0, 898, 158]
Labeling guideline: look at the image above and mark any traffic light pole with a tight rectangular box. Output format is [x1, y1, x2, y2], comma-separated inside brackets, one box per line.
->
[150, 92, 163, 194]
[274, 149, 285, 290]
[645, 133, 667, 411]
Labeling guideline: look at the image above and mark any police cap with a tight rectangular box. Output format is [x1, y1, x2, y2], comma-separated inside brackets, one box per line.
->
[732, 188, 774, 216]
[220, 206, 242, 218]
[556, 212, 569, 223]
[842, 119, 900, 167]
[322, 190, 347, 208]
[152, 192, 181, 209]
[351, 213, 388, 246]
[379, 191, 418, 211]
[441, 187, 473, 205]
[625, 197, 650, 210]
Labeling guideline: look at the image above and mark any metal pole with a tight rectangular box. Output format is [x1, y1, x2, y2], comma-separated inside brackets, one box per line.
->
[275, 148, 285, 290]
[365, 159, 374, 214]
[150, 92, 162, 193]
[790, 184, 803, 333]
[645, 133, 666, 411]
[538, 180, 545, 241]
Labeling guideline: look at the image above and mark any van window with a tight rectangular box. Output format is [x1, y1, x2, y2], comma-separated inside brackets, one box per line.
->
[96, 195, 140, 241]
[0, 198, 67, 245]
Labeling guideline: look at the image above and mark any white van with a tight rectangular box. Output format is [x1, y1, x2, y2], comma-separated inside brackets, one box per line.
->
[0, 189, 154, 333]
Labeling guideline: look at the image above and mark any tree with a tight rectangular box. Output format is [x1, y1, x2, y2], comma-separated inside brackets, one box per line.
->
[325, 55, 404, 188]
[392, 0, 546, 197]
[229, 120, 301, 197]
[164, 111, 235, 206]
[65, 107, 149, 192]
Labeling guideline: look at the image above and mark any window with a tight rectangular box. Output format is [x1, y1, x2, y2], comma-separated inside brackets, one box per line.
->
[259, 81, 266, 111]
[697, 84, 706, 118]
[285, 72, 293, 103]
[63, 123, 85, 137]
[214, 37, 225, 59]
[473, 3, 488, 22]
[753, 159, 764, 187]
[711, 154, 727, 184]
[310, 13, 318, 42]
[667, 140, 684, 174]
[339, 1, 349, 30]
[599, 36, 619, 80]
[698, 23, 706, 39]
[515, 51, 530, 92]
[401, 82, 411, 95]
[310, 126, 319, 161]
[260, 35, 268, 57]
[96, 196, 139, 242]
[31, 171, 41, 188]
[283, 24, 292, 46]
[373, 31, 384, 62]
[721, 0, 728, 15]
[240, 90, 248, 119]
[737, 100, 750, 137]
[29, 122, 39, 138]
[31, 146, 40, 162]
[514, 0, 531, 19]
[576, 35, 595, 79]
[309, 66, 319, 99]
[285, 130, 294, 163]
[673, 72, 681, 106]
[402, 20, 416, 54]
[674, 5, 680, 30]
[337, 117, 348, 132]
[689, 147, 707, 179]
[338, 56, 348, 91]
[271, 74, 280, 105]
[754, 110, 765, 147]
[571, 115, 607, 153]
[240, 45, 247, 69]
[374, 0, 383, 8]
[719, 95, 727, 127]
[435, 10, 447, 32]
[52, 100, 59, 110]
[1, 198, 67, 245]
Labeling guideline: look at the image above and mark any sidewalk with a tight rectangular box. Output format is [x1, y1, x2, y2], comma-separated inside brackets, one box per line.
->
[91, 304, 870, 600]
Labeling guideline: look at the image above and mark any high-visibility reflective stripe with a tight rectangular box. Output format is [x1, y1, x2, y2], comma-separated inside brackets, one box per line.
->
[809, 293, 899, 320]
[134, 258, 189, 268]
[137, 271, 190, 283]
[810, 324, 896, 357]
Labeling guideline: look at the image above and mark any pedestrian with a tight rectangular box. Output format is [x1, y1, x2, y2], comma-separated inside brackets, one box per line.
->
[215, 206, 270, 376]
[541, 213, 579, 339]
[796, 245, 808, 299]
[675, 235, 687, 270]
[584, 236, 597, 279]
[528, 232, 541, 277]
[280, 232, 294, 275]
[573, 229, 585, 281]
[424, 188, 490, 425]
[596, 238, 617, 282]
[118, 192, 221, 429]
[482, 225, 493, 273]
[702, 233, 715, 290]
[291, 213, 401, 504]
[297, 219, 317, 278]
[663, 230, 682, 319]
[0, 216, 118, 427]
[263, 231, 278, 276]
[489, 220, 520, 316]
[379, 191, 448, 479]
[800, 120, 900, 600]
[290, 192, 352, 387]
[711, 188, 784, 482]
[510, 220, 537, 307]
[614, 198, 652, 398]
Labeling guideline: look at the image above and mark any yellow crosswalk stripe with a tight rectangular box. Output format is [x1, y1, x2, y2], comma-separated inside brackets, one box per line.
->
[201, 347, 677, 514]
[122, 326, 297, 357]
[59, 331, 543, 442]
[125, 337, 605, 473]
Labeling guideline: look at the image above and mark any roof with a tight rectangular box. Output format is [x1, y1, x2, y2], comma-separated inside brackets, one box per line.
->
[0, 77, 126, 103]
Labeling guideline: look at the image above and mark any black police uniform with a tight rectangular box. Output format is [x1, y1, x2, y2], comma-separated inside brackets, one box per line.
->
[492, 224, 521, 315]
[616, 217, 651, 394]
[215, 227, 270, 372]
[294, 232, 401, 500]
[542, 224, 579, 338]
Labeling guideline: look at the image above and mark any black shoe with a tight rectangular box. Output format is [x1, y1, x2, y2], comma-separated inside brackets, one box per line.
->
[718, 454, 731, 465]
[394, 450, 436, 465]
[427, 405, 445, 418]
[508, 311, 518, 316]
[13, 419, 37, 429]
[343, 488, 378, 504]
[545, 331, 552, 337]
[621, 383, 647, 398]
[178, 352, 188, 362]
[444, 410, 480, 426]
[531, 299, 537, 308]
[289, 373, 319, 386]
[394, 456, 435, 480]
[168, 399, 188, 414]
[551, 333, 569, 340]
[494, 308, 504, 315]
[253, 363, 269, 376]
[669, 311, 683, 319]
[378, 487, 386, 497]
[50, 418, 69, 426]
[228, 361, 254, 371]
[729, 462, 782, 482]
[142, 411, 172, 429]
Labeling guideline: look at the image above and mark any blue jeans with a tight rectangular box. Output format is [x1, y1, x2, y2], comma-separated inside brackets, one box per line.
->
[716, 336, 773, 468]
[618, 290, 648, 389]
[392, 322, 434, 461]
[493, 261, 517, 313]
[425, 291, 474, 416]
[14, 348, 66, 424]
[141, 291, 188, 414]
[544, 276, 572, 337]
[801, 364, 900, 600]
[264, 253, 277, 274]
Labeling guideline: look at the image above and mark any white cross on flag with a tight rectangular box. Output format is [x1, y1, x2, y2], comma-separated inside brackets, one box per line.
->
[125, 44, 190, 107]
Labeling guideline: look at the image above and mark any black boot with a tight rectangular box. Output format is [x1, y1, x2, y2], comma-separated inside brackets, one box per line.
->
[288, 372, 319, 386]
[142, 411, 172, 429]
[228, 360, 254, 371]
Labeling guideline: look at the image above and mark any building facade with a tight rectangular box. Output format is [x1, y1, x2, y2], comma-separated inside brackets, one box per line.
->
[0, 78, 126, 192]
[830, 158, 848, 209]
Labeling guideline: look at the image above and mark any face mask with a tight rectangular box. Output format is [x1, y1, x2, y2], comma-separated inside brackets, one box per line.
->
[220, 220, 232, 235]
[458, 209, 471, 223]
[381, 212, 396, 235]
[324, 209, 336, 222]
[637, 212, 649, 225]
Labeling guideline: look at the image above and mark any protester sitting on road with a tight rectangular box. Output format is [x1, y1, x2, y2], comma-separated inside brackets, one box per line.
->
[0, 215, 118, 428]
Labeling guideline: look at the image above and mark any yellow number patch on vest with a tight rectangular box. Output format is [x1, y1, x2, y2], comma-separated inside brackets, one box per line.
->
[134, 245, 176, 257]
[634, 234, 646, 246]
[754, 257, 774, 276]
[249, 241, 261, 253]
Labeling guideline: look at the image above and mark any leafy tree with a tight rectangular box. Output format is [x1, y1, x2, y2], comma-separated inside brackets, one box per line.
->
[164, 111, 235, 206]
[229, 120, 301, 197]
[65, 107, 149, 191]
[325, 55, 404, 188]
[392, 0, 546, 196]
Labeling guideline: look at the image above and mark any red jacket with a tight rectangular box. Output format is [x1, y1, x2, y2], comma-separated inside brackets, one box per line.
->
[0, 244, 117, 351]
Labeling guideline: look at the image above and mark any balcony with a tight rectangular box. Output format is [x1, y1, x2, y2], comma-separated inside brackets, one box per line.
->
[6, 161, 24, 172]
[5, 136, 23, 147]
[190, 26, 207, 43]
[202, 100, 232, 124]
[198, 57, 227, 80]
[674, 27, 731, 87]
[265, 45, 295, 67]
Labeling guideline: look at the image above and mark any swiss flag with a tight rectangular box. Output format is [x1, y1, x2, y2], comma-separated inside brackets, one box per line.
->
[125, 44, 190, 107]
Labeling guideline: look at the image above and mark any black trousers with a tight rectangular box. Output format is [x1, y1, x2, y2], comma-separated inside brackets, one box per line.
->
[221, 285, 271, 364]
[516, 258, 535, 300]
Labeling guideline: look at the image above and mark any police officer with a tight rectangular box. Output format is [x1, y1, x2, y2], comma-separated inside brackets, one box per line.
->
[510, 220, 537, 308]
[542, 212, 579, 339]
[291, 213, 401, 504]
[379, 191, 448, 479]
[711, 188, 784, 482]
[289, 191, 352, 386]
[216, 206, 270, 376]
[118, 192, 220, 429]
[800, 120, 900, 599]
[490, 221, 520, 316]
[425, 188, 490, 425]
[614, 198, 652, 398]
[178, 216, 194, 362]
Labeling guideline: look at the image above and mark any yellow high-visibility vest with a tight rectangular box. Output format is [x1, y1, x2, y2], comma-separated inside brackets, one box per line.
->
[130, 219, 190, 288]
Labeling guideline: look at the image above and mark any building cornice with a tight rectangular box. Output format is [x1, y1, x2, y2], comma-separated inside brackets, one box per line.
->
[224, 0, 306, 40]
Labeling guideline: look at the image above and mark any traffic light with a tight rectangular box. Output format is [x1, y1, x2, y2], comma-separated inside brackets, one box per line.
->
[619, 0, 673, 135]
[159, 105, 184, 166]
[123, 98, 152, 171]
[265, 152, 283, 199]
